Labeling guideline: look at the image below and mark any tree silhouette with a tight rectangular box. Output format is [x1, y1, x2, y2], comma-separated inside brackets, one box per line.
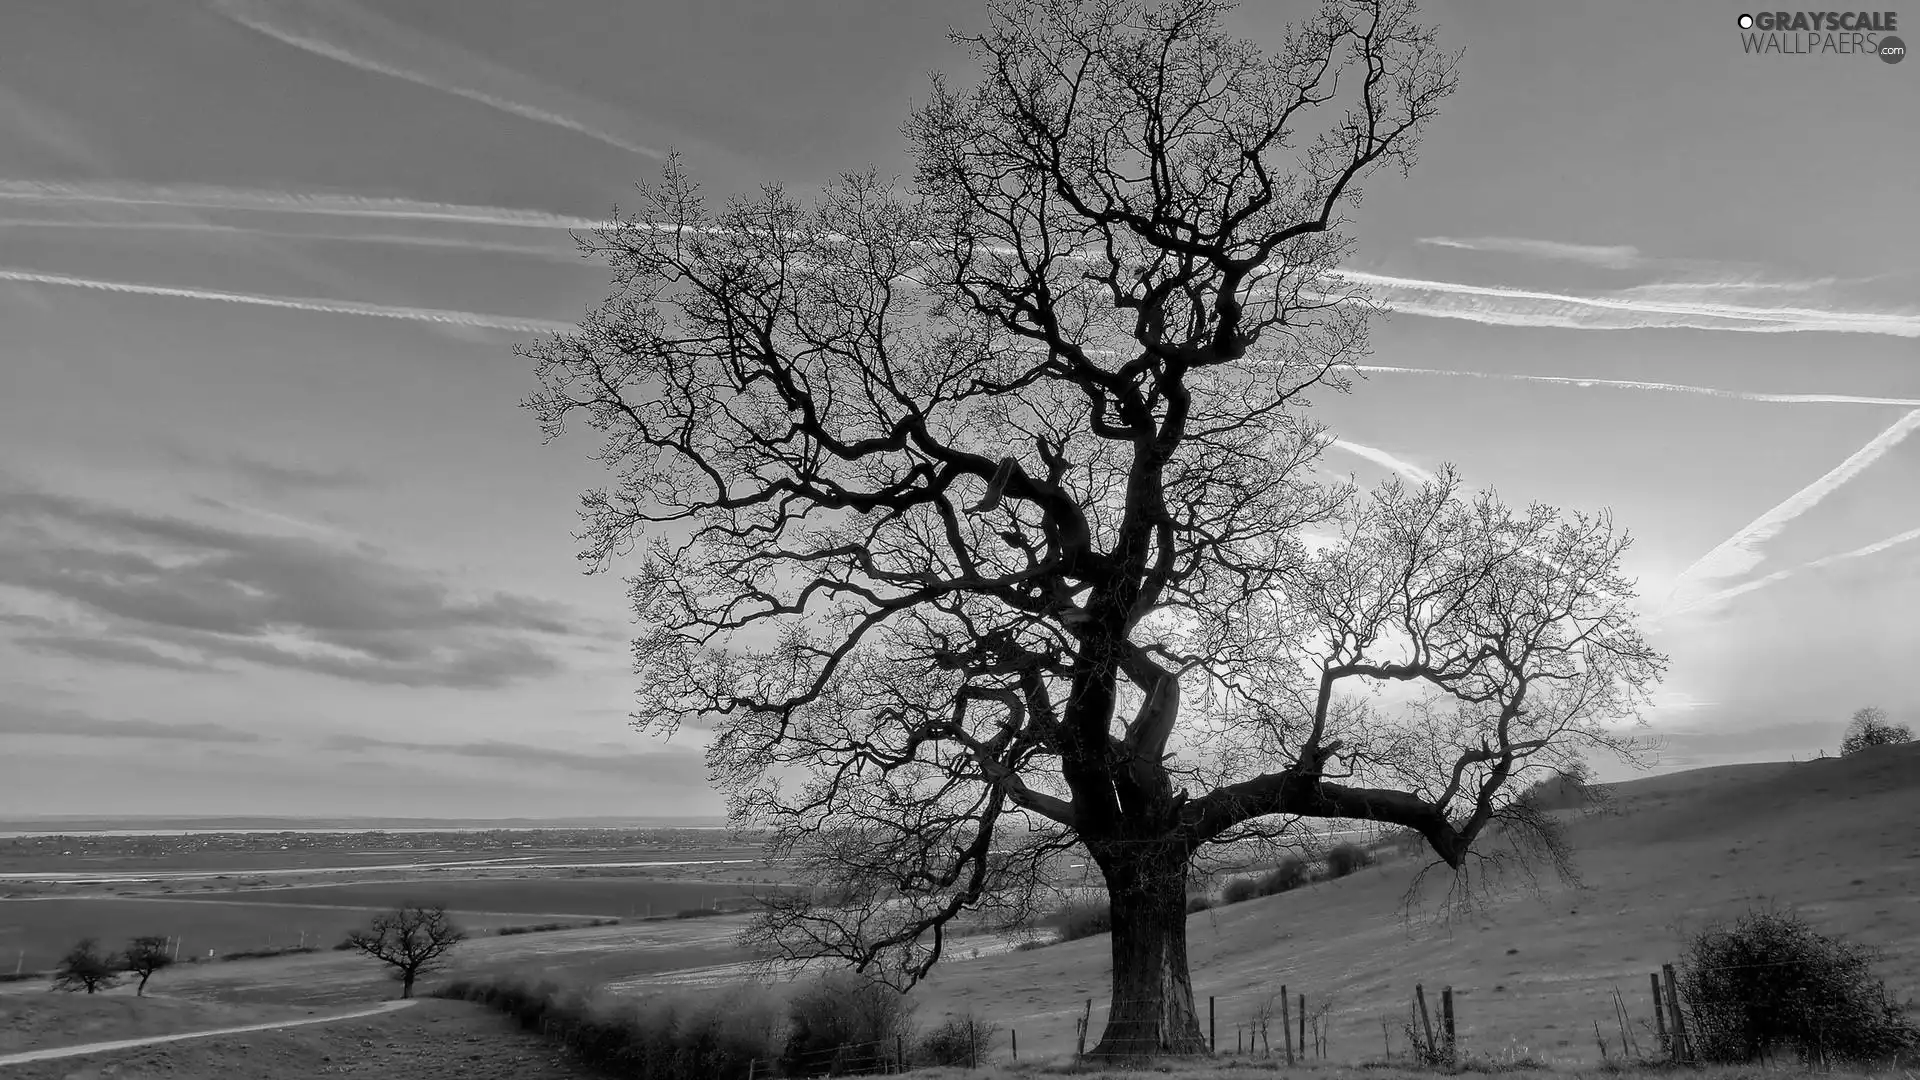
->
[52, 938, 120, 994]
[1840, 706, 1911, 756]
[527, 0, 1664, 1057]
[122, 935, 173, 996]
[343, 904, 464, 998]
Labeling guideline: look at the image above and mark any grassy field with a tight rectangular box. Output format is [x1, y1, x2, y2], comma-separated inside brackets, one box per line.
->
[0, 915, 762, 1008]
[897, 744, 1920, 1066]
[0, 994, 323, 1055]
[8, 748, 1916, 1075]
[0, 997, 599, 1080]
[0, 896, 579, 972]
[166, 875, 793, 919]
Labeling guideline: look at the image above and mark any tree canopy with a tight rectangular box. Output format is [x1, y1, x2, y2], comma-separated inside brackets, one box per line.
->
[527, 0, 1665, 1057]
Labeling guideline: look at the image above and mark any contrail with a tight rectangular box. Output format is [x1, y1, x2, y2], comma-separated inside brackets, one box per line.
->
[0, 215, 587, 261]
[1666, 523, 1920, 617]
[1338, 270, 1920, 338]
[1356, 365, 1920, 407]
[1668, 408, 1920, 599]
[1416, 236, 1644, 270]
[0, 267, 572, 334]
[0, 179, 605, 229]
[210, 0, 663, 158]
[1329, 439, 1437, 485]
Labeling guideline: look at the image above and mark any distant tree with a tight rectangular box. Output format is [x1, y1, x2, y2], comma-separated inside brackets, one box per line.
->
[122, 935, 173, 996]
[52, 938, 121, 994]
[343, 904, 465, 998]
[1840, 707, 1911, 757]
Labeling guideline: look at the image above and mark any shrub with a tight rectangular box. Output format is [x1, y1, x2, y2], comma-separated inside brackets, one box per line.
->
[1679, 908, 1920, 1065]
[219, 945, 319, 961]
[1259, 857, 1308, 894]
[1052, 902, 1112, 941]
[1222, 858, 1309, 904]
[1326, 841, 1373, 878]
[916, 1013, 1000, 1067]
[437, 975, 781, 1080]
[782, 970, 914, 1076]
[1185, 893, 1215, 914]
[1840, 706, 1912, 756]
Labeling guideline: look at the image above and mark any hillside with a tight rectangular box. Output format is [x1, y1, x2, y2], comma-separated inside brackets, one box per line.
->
[909, 745, 1920, 1064]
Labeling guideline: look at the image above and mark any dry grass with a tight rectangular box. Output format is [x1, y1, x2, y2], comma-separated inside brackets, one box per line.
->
[0, 994, 315, 1054]
[901, 745, 1920, 1066]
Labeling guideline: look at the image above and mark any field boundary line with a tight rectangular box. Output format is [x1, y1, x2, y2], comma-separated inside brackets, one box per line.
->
[0, 999, 417, 1066]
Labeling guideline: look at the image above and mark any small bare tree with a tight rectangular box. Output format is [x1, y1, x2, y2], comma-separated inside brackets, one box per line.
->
[52, 938, 120, 994]
[344, 904, 465, 998]
[122, 935, 173, 996]
[1840, 706, 1911, 756]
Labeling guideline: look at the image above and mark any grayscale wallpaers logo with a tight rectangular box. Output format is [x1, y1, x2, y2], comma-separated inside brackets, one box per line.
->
[1737, 11, 1905, 61]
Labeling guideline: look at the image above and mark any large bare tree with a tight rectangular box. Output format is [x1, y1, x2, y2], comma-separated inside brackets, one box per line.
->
[527, 0, 1664, 1058]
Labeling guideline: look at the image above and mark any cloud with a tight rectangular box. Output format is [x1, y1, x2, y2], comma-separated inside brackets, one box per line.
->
[0, 480, 578, 689]
[322, 732, 704, 780]
[1329, 439, 1438, 485]
[0, 179, 604, 230]
[1668, 523, 1920, 617]
[1668, 408, 1920, 599]
[1338, 270, 1920, 338]
[1417, 236, 1644, 270]
[1356, 365, 1920, 407]
[0, 703, 260, 742]
[161, 445, 370, 497]
[13, 633, 218, 672]
[0, 266, 573, 334]
[210, 0, 663, 158]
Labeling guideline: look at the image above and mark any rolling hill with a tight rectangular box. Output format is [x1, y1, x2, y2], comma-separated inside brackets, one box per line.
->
[909, 745, 1920, 1064]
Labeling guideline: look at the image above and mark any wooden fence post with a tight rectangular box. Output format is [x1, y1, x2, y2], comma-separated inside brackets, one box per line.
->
[1298, 992, 1306, 1060]
[1076, 997, 1092, 1057]
[1416, 984, 1436, 1061]
[1210, 995, 1217, 1053]
[1282, 985, 1294, 1065]
[968, 1021, 977, 1069]
[896, 1033, 904, 1072]
[1442, 985, 1456, 1064]
[1662, 963, 1690, 1063]
[1651, 972, 1668, 1055]
[1011, 1028, 1018, 1061]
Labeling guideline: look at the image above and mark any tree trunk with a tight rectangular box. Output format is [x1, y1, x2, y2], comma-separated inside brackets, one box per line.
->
[401, 970, 415, 999]
[1088, 844, 1208, 1060]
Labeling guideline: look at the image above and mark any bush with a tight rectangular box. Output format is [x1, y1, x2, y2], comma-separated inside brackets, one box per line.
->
[1185, 893, 1215, 914]
[220, 945, 318, 961]
[436, 974, 782, 1080]
[1259, 857, 1308, 894]
[1840, 706, 1912, 756]
[1326, 841, 1373, 878]
[916, 1013, 1000, 1067]
[782, 970, 914, 1076]
[1222, 858, 1309, 904]
[1679, 908, 1920, 1065]
[1052, 902, 1112, 941]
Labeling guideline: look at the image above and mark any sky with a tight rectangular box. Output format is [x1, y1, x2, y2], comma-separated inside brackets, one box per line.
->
[0, 0, 1914, 817]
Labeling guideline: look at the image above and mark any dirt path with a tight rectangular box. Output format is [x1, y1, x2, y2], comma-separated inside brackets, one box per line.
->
[0, 999, 417, 1066]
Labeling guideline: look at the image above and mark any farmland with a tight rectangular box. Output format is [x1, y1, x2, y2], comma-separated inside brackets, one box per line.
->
[0, 826, 794, 975]
[169, 876, 796, 919]
[0, 896, 576, 973]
